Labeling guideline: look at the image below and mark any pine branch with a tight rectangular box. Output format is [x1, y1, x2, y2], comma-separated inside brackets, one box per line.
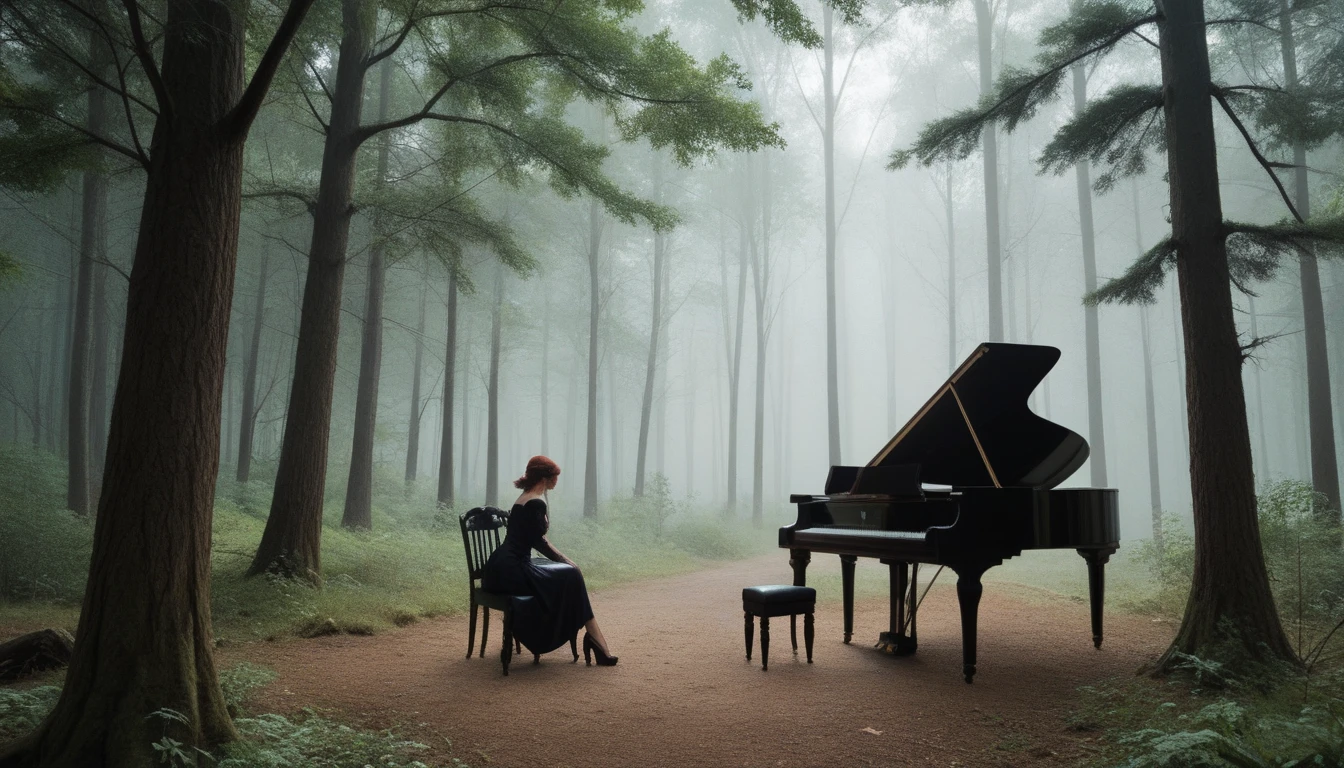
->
[223, 0, 316, 139]
[1086, 236, 1177, 306]
[1213, 87, 1303, 222]
[1038, 83, 1163, 192]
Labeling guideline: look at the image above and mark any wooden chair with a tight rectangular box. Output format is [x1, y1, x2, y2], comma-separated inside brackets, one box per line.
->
[458, 506, 578, 675]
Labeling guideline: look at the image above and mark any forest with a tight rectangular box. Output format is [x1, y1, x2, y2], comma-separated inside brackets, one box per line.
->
[1, 0, 1344, 765]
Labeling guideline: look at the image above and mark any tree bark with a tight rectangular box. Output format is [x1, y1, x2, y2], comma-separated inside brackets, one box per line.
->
[253, 0, 373, 578]
[1072, 64, 1108, 487]
[236, 250, 269, 483]
[584, 196, 602, 517]
[635, 160, 666, 497]
[0, 0, 313, 760]
[67, 31, 109, 513]
[972, 0, 1003, 342]
[406, 281, 426, 484]
[822, 4, 842, 465]
[485, 262, 503, 507]
[437, 273, 457, 506]
[1152, 0, 1296, 670]
[1278, 0, 1339, 520]
[342, 54, 395, 530]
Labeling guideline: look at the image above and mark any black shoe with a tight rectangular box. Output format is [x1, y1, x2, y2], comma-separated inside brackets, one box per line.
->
[583, 633, 618, 666]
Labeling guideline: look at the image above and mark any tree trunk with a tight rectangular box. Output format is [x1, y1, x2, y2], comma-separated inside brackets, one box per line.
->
[406, 281, 426, 484]
[750, 152, 770, 528]
[1278, 0, 1339, 519]
[584, 196, 602, 517]
[1072, 64, 1108, 487]
[460, 320, 472, 502]
[0, 0, 309, 759]
[946, 168, 956, 374]
[1248, 296, 1271, 480]
[66, 37, 109, 514]
[822, 4, 842, 465]
[253, 0, 373, 579]
[540, 290, 550, 455]
[1152, 1, 1296, 670]
[972, 0, 1003, 342]
[1133, 179, 1163, 553]
[486, 263, 503, 507]
[635, 160, 666, 497]
[236, 251, 269, 483]
[437, 273, 458, 507]
[342, 54, 394, 530]
[89, 254, 109, 477]
[685, 326, 696, 499]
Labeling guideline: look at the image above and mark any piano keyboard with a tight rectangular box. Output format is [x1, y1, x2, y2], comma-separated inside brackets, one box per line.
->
[796, 528, 928, 541]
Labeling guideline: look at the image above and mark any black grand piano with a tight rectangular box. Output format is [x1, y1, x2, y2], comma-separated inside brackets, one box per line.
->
[780, 343, 1119, 682]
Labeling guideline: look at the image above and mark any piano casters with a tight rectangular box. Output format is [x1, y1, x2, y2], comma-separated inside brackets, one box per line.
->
[840, 555, 856, 643]
[952, 563, 991, 684]
[1078, 546, 1117, 649]
[876, 560, 919, 656]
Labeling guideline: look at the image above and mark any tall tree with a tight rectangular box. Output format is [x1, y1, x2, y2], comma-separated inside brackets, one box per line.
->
[583, 195, 605, 517]
[485, 260, 503, 506]
[635, 156, 668, 497]
[1071, 63, 1107, 487]
[891, 0, 1344, 671]
[0, 0, 314, 761]
[973, 0, 1004, 342]
[236, 250, 269, 483]
[406, 280, 427, 484]
[437, 272, 459, 507]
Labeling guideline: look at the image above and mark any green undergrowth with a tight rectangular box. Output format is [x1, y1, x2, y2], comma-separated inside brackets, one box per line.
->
[0, 446, 779, 643]
[0, 662, 468, 767]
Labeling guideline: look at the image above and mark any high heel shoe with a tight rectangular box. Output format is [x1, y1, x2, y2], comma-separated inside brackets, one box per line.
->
[583, 632, 618, 666]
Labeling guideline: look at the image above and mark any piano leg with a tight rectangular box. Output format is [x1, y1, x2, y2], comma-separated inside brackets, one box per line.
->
[1078, 547, 1116, 649]
[840, 555, 856, 644]
[790, 548, 810, 586]
[953, 564, 989, 684]
[877, 560, 917, 655]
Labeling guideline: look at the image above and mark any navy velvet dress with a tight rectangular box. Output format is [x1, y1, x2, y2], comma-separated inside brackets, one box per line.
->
[482, 498, 594, 654]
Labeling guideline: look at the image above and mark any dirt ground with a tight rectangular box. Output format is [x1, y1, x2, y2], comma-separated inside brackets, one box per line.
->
[229, 554, 1174, 768]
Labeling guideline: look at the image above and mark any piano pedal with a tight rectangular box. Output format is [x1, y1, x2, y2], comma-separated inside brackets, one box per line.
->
[876, 631, 919, 656]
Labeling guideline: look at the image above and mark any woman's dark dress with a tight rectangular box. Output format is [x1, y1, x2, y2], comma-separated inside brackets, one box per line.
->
[482, 498, 594, 654]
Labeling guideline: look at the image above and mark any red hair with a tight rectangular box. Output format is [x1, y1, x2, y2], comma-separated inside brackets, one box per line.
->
[514, 455, 561, 490]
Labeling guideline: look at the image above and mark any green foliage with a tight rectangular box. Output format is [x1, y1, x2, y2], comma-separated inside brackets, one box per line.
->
[219, 710, 454, 768]
[889, 0, 1156, 170]
[0, 685, 60, 744]
[0, 445, 92, 602]
[218, 663, 278, 714]
[729, 0, 867, 48]
[1114, 696, 1344, 767]
[1038, 84, 1165, 192]
[1087, 237, 1177, 306]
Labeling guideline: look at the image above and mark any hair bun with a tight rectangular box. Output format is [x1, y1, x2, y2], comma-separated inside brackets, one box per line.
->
[514, 455, 560, 490]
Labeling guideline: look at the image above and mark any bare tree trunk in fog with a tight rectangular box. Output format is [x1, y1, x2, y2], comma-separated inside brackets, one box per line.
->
[237, 251, 269, 483]
[1278, 0, 1339, 519]
[584, 196, 603, 517]
[882, 185, 898, 434]
[944, 169, 956, 374]
[406, 282, 426, 484]
[486, 263, 503, 507]
[606, 333, 619, 498]
[46, 288, 60, 454]
[822, 3, 842, 465]
[565, 348, 577, 475]
[540, 291, 550, 455]
[90, 257, 109, 475]
[1072, 64, 1108, 488]
[719, 195, 746, 515]
[32, 346, 43, 450]
[67, 37, 109, 512]
[748, 153, 771, 527]
[224, 363, 234, 467]
[655, 266, 670, 477]
[437, 274, 458, 507]
[1247, 297, 1270, 481]
[685, 325, 696, 499]
[635, 159, 666, 497]
[1170, 284, 1190, 455]
[972, 0, 1003, 342]
[460, 320, 472, 502]
[342, 55, 395, 530]
[1141, 306, 1163, 553]
[1293, 337, 1310, 481]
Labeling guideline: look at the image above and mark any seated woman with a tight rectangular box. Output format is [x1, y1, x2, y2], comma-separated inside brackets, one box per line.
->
[482, 455, 618, 666]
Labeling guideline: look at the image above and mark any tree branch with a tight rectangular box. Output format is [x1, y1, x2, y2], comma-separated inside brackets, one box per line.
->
[0, 101, 144, 166]
[222, 0, 316, 139]
[120, 0, 169, 115]
[1212, 87, 1303, 222]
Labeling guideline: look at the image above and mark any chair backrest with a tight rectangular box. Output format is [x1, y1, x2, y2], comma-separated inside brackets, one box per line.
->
[459, 506, 509, 582]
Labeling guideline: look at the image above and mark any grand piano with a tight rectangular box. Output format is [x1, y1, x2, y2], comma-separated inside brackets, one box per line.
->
[780, 343, 1119, 682]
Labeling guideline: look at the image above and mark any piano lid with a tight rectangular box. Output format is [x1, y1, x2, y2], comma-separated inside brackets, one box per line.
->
[868, 343, 1089, 489]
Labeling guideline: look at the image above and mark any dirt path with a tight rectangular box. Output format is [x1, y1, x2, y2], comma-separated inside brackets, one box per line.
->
[232, 554, 1173, 768]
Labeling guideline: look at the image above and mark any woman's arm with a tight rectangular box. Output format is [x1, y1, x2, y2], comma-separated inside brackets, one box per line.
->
[535, 536, 577, 569]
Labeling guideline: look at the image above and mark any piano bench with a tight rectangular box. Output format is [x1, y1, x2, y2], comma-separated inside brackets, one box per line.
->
[742, 585, 816, 671]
